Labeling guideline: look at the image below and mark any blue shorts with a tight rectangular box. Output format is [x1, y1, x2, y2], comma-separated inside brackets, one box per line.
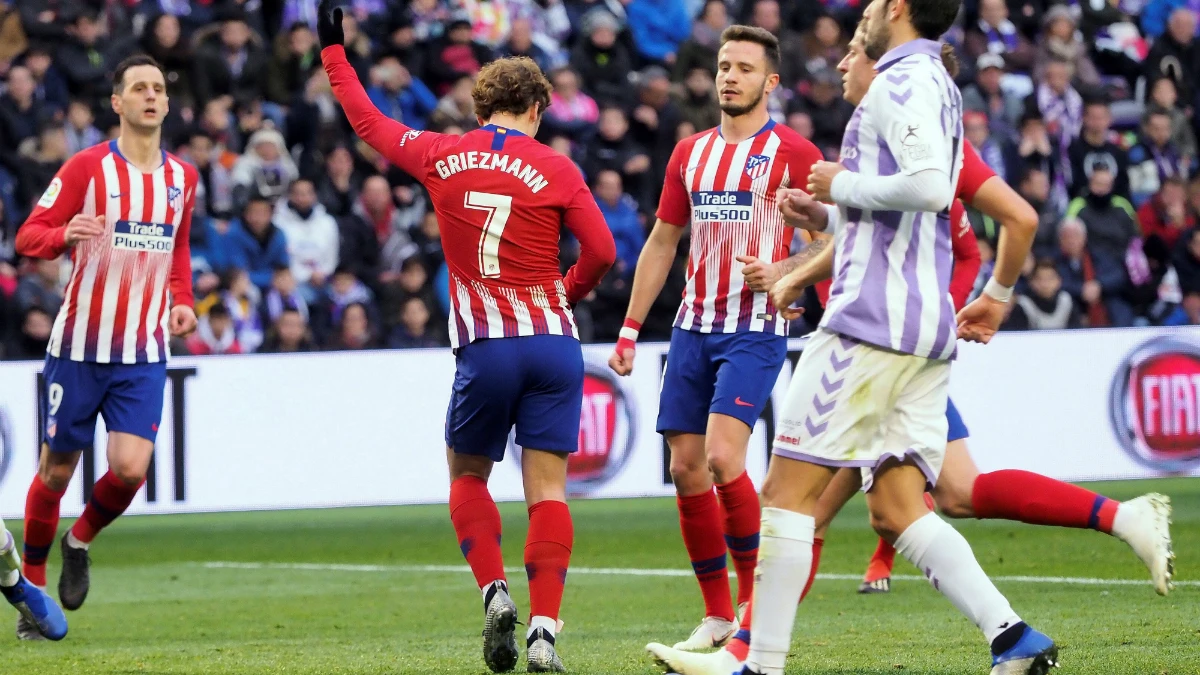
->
[947, 397, 969, 442]
[658, 328, 788, 434]
[445, 335, 584, 462]
[41, 355, 167, 452]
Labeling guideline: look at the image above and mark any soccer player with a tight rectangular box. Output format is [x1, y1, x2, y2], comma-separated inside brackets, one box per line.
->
[14, 54, 198, 640]
[607, 24, 823, 651]
[646, 27, 1171, 675]
[744, 0, 1059, 672]
[0, 519, 66, 640]
[317, 3, 615, 672]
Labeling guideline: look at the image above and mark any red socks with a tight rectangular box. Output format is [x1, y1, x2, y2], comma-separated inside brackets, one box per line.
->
[678, 490, 735, 621]
[525, 500, 573, 622]
[449, 476, 506, 590]
[23, 476, 65, 587]
[70, 471, 144, 544]
[715, 472, 760, 607]
[725, 537, 823, 663]
[972, 470, 1118, 533]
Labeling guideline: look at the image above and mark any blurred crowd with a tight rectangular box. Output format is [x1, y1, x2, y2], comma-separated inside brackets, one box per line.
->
[1, 0, 1200, 360]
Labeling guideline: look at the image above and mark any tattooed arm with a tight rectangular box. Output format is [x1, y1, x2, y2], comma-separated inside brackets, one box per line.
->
[740, 232, 834, 294]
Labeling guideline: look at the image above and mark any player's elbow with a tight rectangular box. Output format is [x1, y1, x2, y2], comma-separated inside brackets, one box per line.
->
[1005, 202, 1039, 240]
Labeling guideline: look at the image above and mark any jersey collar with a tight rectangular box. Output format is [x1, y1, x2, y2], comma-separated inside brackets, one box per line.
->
[716, 118, 775, 141]
[481, 124, 527, 137]
[109, 139, 167, 173]
[875, 38, 942, 73]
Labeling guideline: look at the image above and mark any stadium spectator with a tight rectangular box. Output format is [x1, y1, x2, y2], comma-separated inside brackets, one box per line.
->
[1143, 8, 1198, 104]
[411, 209, 445, 277]
[1016, 108, 1064, 207]
[1081, 0, 1135, 40]
[1006, 259, 1082, 330]
[323, 266, 378, 333]
[263, 265, 311, 326]
[64, 99, 102, 157]
[261, 306, 316, 353]
[1034, 6, 1101, 91]
[267, 22, 321, 106]
[795, 67, 854, 160]
[1016, 166, 1063, 256]
[388, 296, 441, 348]
[1142, 0, 1199, 40]
[0, 66, 50, 149]
[966, 0, 1036, 75]
[221, 268, 265, 353]
[187, 301, 244, 355]
[366, 54, 437, 131]
[141, 13, 196, 118]
[672, 0, 728, 81]
[800, 15, 848, 79]
[12, 256, 61, 316]
[1129, 107, 1194, 207]
[1055, 217, 1130, 327]
[1172, 226, 1200, 295]
[625, 0, 690, 66]
[1033, 57, 1082, 156]
[316, 145, 361, 218]
[423, 12, 493, 95]
[965, 110, 1013, 184]
[746, 0, 806, 89]
[592, 169, 644, 280]
[1162, 291, 1200, 325]
[1068, 98, 1130, 200]
[355, 174, 417, 277]
[17, 123, 68, 214]
[325, 301, 380, 350]
[630, 65, 682, 183]
[228, 194, 291, 290]
[5, 305, 52, 360]
[57, 9, 117, 103]
[380, 256, 439, 332]
[1140, 177, 1196, 250]
[497, 17, 553, 73]
[21, 43, 69, 118]
[1068, 165, 1139, 264]
[584, 106, 652, 208]
[193, 8, 270, 111]
[274, 177, 339, 296]
[430, 74, 480, 130]
[1147, 77, 1197, 159]
[231, 128, 299, 206]
[185, 130, 238, 222]
[962, 54, 1023, 139]
[543, 67, 599, 142]
[569, 9, 632, 106]
[336, 11, 375, 79]
[673, 67, 720, 135]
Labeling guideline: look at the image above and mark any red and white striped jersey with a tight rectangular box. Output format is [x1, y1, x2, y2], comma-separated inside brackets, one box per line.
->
[15, 141, 198, 364]
[657, 120, 823, 335]
[324, 45, 615, 349]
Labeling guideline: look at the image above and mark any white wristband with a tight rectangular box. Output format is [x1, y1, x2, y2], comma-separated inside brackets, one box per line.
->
[618, 326, 640, 342]
[983, 278, 1014, 303]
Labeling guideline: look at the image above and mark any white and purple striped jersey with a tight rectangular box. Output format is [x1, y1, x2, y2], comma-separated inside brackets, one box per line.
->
[657, 121, 824, 335]
[822, 38, 964, 360]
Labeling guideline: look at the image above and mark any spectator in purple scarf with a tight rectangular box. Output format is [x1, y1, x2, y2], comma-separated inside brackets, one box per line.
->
[965, 0, 1036, 74]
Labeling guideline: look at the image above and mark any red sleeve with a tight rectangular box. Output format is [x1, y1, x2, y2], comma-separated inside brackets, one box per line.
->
[949, 200, 980, 311]
[786, 134, 824, 200]
[655, 140, 691, 226]
[322, 45, 454, 180]
[815, 279, 831, 307]
[561, 183, 616, 304]
[170, 175, 197, 308]
[956, 142, 996, 203]
[14, 155, 91, 259]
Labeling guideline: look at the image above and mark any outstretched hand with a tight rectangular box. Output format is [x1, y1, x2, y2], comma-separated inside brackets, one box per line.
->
[317, 0, 344, 49]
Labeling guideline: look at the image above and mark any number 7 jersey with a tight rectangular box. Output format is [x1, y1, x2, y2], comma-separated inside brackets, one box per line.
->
[323, 46, 616, 349]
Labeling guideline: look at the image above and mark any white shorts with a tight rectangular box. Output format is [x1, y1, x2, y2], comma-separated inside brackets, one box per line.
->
[773, 329, 950, 491]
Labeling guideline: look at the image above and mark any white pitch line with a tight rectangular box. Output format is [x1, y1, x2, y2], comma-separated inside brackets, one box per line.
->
[202, 562, 1197, 587]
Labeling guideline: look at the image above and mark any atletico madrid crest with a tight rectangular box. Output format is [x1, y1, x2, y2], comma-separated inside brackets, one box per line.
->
[744, 154, 770, 180]
[167, 186, 183, 212]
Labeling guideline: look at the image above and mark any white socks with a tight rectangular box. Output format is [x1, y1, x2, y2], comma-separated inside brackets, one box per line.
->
[0, 530, 20, 588]
[66, 531, 89, 551]
[746, 507, 815, 675]
[894, 512, 1021, 644]
[1111, 502, 1135, 541]
[527, 615, 556, 640]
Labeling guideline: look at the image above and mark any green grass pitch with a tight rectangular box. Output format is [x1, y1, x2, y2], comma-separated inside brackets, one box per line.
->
[5, 477, 1198, 674]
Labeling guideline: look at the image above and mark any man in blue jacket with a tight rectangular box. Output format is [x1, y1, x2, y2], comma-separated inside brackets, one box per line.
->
[228, 195, 291, 289]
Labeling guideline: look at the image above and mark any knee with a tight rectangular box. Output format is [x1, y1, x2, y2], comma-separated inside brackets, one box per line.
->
[868, 508, 908, 544]
[669, 451, 709, 489]
[38, 462, 75, 492]
[934, 485, 975, 519]
[706, 442, 745, 484]
[108, 463, 146, 487]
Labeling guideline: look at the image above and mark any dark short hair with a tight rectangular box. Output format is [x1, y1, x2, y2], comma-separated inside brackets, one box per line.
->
[208, 302, 231, 319]
[1144, 105, 1172, 124]
[112, 54, 166, 94]
[719, 25, 781, 73]
[472, 57, 552, 120]
[908, 0, 961, 40]
[1032, 258, 1059, 276]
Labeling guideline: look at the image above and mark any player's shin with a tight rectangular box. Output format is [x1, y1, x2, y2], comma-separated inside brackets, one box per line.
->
[0, 524, 20, 587]
[972, 470, 1118, 532]
[449, 475, 507, 592]
[716, 471, 760, 607]
[893, 512, 1023, 650]
[23, 475, 67, 587]
[678, 489, 735, 622]
[524, 499, 572, 639]
[70, 471, 145, 546]
[745, 507, 815, 675]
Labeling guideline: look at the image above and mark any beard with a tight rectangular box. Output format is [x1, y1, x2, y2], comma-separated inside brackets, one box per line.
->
[719, 85, 766, 118]
[863, 5, 892, 60]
